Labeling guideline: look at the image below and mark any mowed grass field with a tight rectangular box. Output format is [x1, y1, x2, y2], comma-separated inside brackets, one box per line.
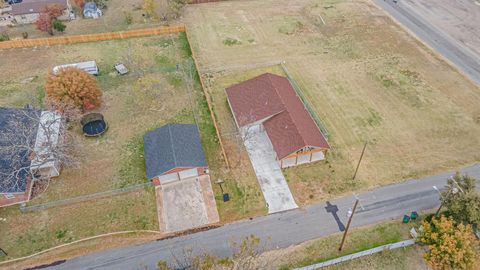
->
[184, 0, 480, 205]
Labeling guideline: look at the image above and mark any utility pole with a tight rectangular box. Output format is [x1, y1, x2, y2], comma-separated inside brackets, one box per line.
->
[352, 141, 367, 180]
[339, 199, 359, 251]
[433, 180, 463, 217]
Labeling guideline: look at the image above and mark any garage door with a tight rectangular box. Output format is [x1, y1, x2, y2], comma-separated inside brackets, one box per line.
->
[178, 168, 199, 179]
[159, 173, 179, 184]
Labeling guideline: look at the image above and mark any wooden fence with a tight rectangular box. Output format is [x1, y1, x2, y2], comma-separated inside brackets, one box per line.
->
[185, 29, 231, 169]
[0, 24, 230, 169]
[189, 0, 223, 3]
[0, 25, 186, 49]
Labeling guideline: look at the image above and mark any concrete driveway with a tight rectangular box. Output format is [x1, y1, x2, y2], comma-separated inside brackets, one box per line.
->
[155, 175, 219, 233]
[242, 126, 298, 214]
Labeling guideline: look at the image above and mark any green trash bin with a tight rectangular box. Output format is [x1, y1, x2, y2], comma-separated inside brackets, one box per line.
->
[403, 215, 411, 223]
[411, 211, 418, 220]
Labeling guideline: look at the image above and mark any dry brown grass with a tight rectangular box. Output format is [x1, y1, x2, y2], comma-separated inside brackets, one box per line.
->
[0, 0, 179, 39]
[261, 220, 428, 270]
[0, 188, 159, 262]
[183, 0, 480, 205]
[0, 33, 199, 260]
[0, 34, 193, 201]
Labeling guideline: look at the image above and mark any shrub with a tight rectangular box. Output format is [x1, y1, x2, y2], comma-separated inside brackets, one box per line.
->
[0, 32, 9, 41]
[124, 12, 133, 25]
[53, 19, 66, 32]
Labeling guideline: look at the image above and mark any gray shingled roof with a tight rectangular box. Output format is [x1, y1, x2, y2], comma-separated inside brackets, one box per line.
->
[0, 107, 40, 193]
[143, 124, 207, 179]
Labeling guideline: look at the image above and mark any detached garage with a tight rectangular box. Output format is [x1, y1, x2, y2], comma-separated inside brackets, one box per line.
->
[143, 124, 208, 186]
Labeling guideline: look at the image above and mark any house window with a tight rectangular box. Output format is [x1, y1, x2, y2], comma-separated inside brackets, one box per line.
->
[4, 194, 14, 199]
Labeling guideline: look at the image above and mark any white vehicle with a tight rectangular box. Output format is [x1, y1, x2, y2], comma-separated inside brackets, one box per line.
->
[53, 60, 99, 75]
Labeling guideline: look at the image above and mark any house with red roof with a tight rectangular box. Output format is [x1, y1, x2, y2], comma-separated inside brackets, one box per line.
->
[226, 73, 330, 168]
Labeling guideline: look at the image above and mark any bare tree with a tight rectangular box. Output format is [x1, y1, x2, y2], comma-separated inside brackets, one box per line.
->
[0, 108, 78, 198]
[158, 235, 278, 270]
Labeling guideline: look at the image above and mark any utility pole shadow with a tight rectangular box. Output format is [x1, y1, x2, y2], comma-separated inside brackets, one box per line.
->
[325, 201, 345, 232]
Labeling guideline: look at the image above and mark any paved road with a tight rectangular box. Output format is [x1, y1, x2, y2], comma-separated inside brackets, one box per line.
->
[374, 0, 480, 85]
[42, 164, 480, 270]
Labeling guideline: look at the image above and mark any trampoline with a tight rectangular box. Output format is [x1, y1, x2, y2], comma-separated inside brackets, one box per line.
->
[81, 113, 108, 137]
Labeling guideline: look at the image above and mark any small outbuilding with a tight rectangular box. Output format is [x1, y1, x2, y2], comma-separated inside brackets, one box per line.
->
[113, 63, 128, 75]
[82, 2, 102, 19]
[53, 60, 99, 76]
[143, 124, 208, 186]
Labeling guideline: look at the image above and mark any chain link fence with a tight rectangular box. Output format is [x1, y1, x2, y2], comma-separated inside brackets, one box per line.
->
[295, 239, 416, 270]
[20, 182, 153, 213]
[280, 62, 330, 139]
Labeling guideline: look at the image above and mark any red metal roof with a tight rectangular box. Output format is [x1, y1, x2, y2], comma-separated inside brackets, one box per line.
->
[226, 73, 330, 159]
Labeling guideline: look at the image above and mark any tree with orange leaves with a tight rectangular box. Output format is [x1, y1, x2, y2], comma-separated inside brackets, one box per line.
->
[45, 68, 102, 111]
[36, 4, 66, 35]
[35, 13, 53, 35]
[418, 216, 479, 270]
[42, 4, 65, 18]
[72, 0, 85, 9]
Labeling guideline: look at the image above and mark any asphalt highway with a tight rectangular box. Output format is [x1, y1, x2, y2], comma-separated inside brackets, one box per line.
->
[374, 0, 480, 85]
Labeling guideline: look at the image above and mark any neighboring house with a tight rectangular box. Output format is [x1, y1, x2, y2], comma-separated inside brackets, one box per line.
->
[143, 124, 208, 186]
[226, 73, 330, 168]
[0, 107, 61, 208]
[82, 2, 101, 19]
[10, 0, 72, 24]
